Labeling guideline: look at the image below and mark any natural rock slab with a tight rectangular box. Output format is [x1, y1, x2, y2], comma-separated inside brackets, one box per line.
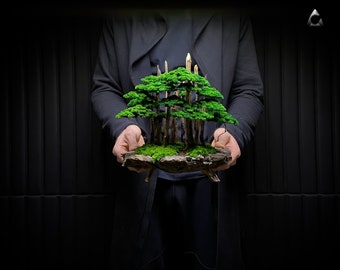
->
[122, 148, 231, 182]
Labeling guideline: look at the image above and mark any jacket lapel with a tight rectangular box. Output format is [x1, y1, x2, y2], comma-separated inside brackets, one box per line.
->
[129, 13, 166, 85]
[192, 13, 223, 91]
[129, 11, 217, 86]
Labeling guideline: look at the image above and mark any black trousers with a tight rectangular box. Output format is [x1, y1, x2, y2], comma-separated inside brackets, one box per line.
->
[139, 177, 218, 270]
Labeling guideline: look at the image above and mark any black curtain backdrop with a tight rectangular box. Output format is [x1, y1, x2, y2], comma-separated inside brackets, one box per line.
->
[1, 3, 339, 270]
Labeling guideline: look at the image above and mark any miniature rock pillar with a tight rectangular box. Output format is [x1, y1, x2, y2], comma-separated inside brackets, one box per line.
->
[186, 53, 192, 71]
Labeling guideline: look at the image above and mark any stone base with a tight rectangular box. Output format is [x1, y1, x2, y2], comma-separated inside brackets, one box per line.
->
[122, 148, 231, 182]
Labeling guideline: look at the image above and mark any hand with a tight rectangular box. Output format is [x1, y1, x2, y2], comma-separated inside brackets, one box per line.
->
[112, 125, 145, 163]
[211, 128, 241, 170]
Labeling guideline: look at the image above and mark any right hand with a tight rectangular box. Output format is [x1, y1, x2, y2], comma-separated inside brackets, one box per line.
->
[211, 127, 241, 170]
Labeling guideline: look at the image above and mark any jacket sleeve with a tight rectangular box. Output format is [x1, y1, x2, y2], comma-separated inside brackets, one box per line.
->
[91, 18, 144, 142]
[224, 14, 264, 151]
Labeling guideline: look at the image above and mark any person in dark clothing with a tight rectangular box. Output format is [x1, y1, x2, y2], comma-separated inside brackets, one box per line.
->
[91, 7, 263, 270]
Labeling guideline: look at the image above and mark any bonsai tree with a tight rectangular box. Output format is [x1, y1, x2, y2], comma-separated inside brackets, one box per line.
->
[116, 54, 238, 151]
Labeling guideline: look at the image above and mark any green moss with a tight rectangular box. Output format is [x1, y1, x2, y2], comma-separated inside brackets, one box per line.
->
[186, 144, 217, 157]
[135, 142, 217, 162]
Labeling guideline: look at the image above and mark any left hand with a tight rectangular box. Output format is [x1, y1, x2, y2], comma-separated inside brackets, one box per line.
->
[211, 128, 241, 170]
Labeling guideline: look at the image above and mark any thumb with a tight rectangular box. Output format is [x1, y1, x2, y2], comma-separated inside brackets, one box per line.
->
[138, 135, 145, 147]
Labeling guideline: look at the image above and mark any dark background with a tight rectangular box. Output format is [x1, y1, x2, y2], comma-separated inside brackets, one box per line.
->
[1, 2, 339, 270]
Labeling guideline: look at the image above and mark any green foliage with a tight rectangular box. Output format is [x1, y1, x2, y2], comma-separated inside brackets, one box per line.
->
[200, 101, 238, 124]
[198, 86, 224, 99]
[136, 75, 169, 93]
[115, 65, 238, 147]
[124, 91, 155, 107]
[158, 95, 184, 107]
[115, 104, 157, 118]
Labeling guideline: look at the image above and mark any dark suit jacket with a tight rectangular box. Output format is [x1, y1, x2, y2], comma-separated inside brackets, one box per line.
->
[91, 8, 263, 270]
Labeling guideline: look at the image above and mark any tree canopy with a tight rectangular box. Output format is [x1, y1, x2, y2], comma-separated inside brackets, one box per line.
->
[116, 63, 238, 148]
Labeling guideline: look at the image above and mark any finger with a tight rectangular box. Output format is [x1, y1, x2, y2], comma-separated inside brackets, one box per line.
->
[213, 128, 227, 142]
[126, 134, 139, 151]
[114, 149, 125, 163]
[213, 140, 227, 149]
[138, 136, 145, 147]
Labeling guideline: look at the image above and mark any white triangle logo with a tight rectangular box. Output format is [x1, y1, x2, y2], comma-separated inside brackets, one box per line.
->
[307, 9, 323, 27]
